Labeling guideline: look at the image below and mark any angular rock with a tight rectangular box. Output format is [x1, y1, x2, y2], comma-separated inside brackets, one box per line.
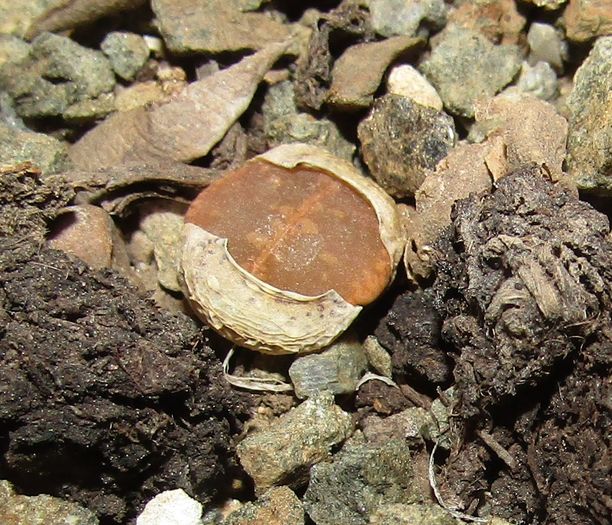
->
[402, 140, 497, 279]
[446, 0, 526, 45]
[101, 31, 149, 81]
[566, 36, 612, 193]
[473, 92, 569, 180]
[0, 122, 68, 174]
[527, 22, 566, 72]
[328, 36, 422, 110]
[0, 0, 57, 37]
[419, 27, 522, 118]
[224, 487, 304, 525]
[137, 490, 203, 525]
[361, 407, 434, 446]
[137, 199, 186, 292]
[370, 503, 459, 525]
[386, 64, 443, 111]
[288, 334, 367, 399]
[303, 439, 423, 525]
[363, 335, 392, 378]
[0, 480, 99, 525]
[0, 35, 30, 68]
[369, 0, 447, 38]
[151, 0, 289, 54]
[63, 93, 116, 124]
[515, 61, 558, 101]
[236, 393, 353, 492]
[563, 0, 612, 41]
[358, 94, 455, 197]
[0, 32, 115, 119]
[263, 81, 355, 160]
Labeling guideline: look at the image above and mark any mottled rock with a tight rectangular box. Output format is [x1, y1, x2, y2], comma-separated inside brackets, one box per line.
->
[101, 31, 149, 81]
[0, 35, 30, 68]
[63, 93, 116, 124]
[328, 36, 422, 110]
[358, 94, 455, 197]
[563, 0, 612, 41]
[289, 334, 367, 398]
[263, 82, 355, 160]
[419, 27, 522, 118]
[236, 393, 354, 492]
[524, 0, 567, 8]
[0, 32, 115, 120]
[361, 407, 433, 446]
[47, 204, 129, 271]
[0, 122, 68, 174]
[370, 503, 458, 525]
[151, 0, 289, 54]
[515, 61, 559, 100]
[224, 487, 304, 525]
[369, 0, 447, 38]
[0, 480, 99, 525]
[304, 439, 423, 525]
[527, 22, 567, 72]
[473, 92, 569, 180]
[402, 140, 497, 279]
[0, 0, 57, 37]
[137, 489, 203, 525]
[386, 64, 443, 110]
[114, 82, 166, 111]
[138, 200, 186, 292]
[447, 0, 526, 45]
[566, 36, 612, 193]
[363, 335, 392, 378]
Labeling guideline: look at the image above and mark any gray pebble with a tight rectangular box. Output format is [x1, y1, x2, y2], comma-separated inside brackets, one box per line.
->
[101, 31, 149, 81]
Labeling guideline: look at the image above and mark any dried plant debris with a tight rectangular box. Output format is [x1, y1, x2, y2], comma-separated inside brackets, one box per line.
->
[0, 240, 250, 524]
[70, 41, 289, 170]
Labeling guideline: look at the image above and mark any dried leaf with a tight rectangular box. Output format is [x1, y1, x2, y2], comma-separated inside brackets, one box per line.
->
[69, 41, 289, 170]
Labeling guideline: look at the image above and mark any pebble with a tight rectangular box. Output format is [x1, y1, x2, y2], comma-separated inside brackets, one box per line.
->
[0, 480, 99, 525]
[263, 81, 355, 160]
[527, 22, 566, 71]
[151, 0, 289, 54]
[361, 407, 434, 446]
[303, 438, 423, 525]
[101, 31, 149, 81]
[0, 32, 115, 120]
[563, 0, 612, 41]
[386, 64, 443, 111]
[224, 487, 304, 525]
[0, 121, 68, 174]
[236, 392, 353, 493]
[137, 489, 203, 525]
[419, 26, 522, 118]
[369, 0, 447, 38]
[515, 61, 559, 100]
[363, 335, 393, 378]
[566, 36, 612, 193]
[288, 334, 367, 399]
[370, 503, 459, 525]
[358, 94, 456, 197]
[0, 34, 30, 67]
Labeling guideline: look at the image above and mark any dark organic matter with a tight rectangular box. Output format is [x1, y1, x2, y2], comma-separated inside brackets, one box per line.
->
[0, 241, 250, 524]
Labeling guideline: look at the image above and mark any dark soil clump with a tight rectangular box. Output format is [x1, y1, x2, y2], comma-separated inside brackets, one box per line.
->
[0, 240, 251, 523]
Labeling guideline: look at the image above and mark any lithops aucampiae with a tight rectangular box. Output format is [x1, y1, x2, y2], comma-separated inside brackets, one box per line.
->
[180, 143, 403, 354]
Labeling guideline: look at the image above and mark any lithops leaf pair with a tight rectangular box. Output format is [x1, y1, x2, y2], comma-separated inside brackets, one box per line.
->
[180, 143, 403, 354]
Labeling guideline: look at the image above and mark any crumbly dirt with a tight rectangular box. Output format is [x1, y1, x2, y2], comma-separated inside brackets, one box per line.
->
[429, 168, 611, 525]
[0, 178, 252, 524]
